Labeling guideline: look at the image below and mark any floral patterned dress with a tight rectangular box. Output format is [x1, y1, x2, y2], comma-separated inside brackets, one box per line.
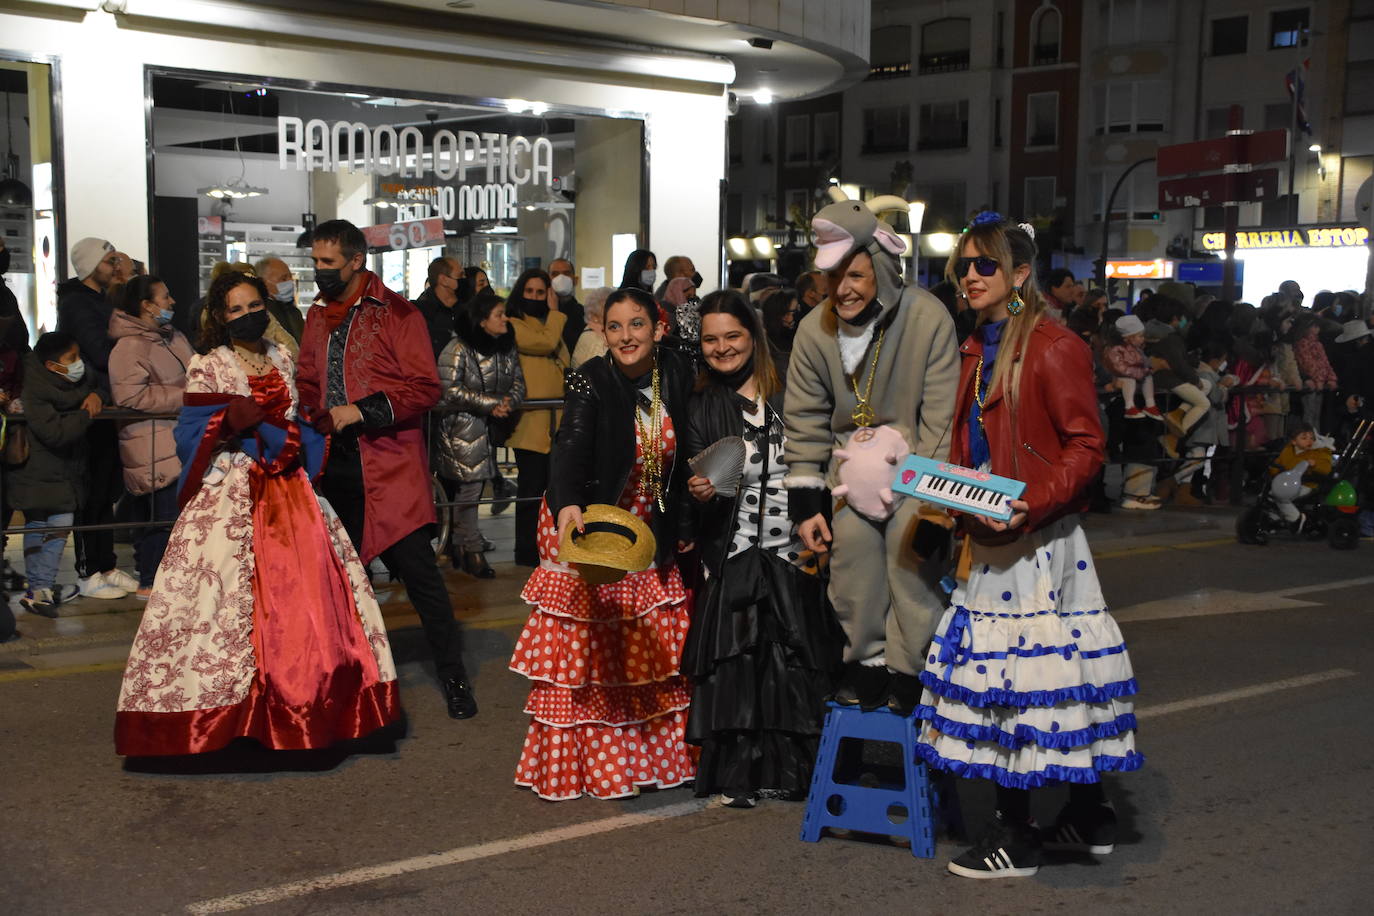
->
[510, 410, 696, 800]
[115, 346, 399, 756]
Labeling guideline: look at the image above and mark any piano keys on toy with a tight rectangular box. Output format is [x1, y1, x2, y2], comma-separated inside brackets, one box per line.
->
[891, 455, 1026, 522]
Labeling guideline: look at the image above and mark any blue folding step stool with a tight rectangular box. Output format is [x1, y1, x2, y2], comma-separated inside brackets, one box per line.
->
[800, 702, 959, 858]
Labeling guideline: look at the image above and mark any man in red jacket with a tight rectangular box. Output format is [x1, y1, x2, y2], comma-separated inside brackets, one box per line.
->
[297, 219, 476, 719]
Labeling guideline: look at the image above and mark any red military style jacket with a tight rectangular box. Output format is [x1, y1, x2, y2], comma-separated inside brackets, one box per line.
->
[297, 270, 440, 562]
[950, 316, 1105, 535]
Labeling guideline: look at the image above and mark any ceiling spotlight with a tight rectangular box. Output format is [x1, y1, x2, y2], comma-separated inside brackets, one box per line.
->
[1308, 143, 1322, 152]
[753, 89, 773, 105]
[364, 195, 408, 209]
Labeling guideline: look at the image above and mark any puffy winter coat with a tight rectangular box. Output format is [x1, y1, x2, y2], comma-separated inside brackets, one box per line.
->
[108, 309, 195, 494]
[435, 319, 525, 482]
[9, 354, 97, 513]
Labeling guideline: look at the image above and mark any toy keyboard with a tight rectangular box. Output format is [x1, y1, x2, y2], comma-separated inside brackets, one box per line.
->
[892, 455, 1026, 522]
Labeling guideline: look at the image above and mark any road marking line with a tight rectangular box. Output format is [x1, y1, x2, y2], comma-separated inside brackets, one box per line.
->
[0, 660, 125, 683]
[1137, 668, 1358, 720]
[1095, 536, 1233, 559]
[185, 798, 710, 914]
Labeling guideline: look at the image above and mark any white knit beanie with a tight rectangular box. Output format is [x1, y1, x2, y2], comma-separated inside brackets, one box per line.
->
[71, 237, 114, 280]
[1116, 314, 1145, 336]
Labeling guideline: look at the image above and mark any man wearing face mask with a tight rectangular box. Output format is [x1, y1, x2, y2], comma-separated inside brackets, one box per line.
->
[254, 257, 306, 343]
[56, 237, 136, 600]
[549, 258, 585, 352]
[413, 256, 463, 359]
[296, 219, 477, 720]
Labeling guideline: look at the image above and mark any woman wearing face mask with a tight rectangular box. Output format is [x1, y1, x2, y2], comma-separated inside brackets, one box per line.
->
[505, 268, 569, 566]
[618, 249, 659, 295]
[915, 212, 1142, 879]
[115, 271, 400, 757]
[435, 290, 526, 579]
[457, 266, 490, 306]
[509, 287, 697, 800]
[107, 275, 195, 597]
[758, 287, 801, 384]
[681, 290, 842, 808]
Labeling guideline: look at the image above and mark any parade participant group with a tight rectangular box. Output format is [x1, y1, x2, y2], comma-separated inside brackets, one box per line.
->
[105, 208, 1140, 879]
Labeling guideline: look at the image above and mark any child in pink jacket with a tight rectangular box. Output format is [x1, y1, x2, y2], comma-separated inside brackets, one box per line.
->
[1105, 314, 1163, 420]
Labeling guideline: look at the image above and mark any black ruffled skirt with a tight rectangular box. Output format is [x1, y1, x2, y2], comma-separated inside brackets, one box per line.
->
[683, 546, 844, 797]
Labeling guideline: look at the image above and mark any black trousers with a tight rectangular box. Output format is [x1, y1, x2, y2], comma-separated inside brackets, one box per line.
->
[513, 448, 549, 566]
[322, 445, 467, 682]
[75, 424, 120, 578]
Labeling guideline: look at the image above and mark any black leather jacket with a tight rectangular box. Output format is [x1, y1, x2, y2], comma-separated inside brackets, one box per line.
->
[683, 380, 786, 577]
[546, 346, 696, 566]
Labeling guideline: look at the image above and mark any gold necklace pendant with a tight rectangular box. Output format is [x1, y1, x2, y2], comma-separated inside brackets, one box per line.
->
[848, 326, 885, 429]
[851, 401, 876, 427]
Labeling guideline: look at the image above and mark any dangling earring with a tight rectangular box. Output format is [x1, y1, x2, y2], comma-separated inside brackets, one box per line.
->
[1006, 285, 1025, 316]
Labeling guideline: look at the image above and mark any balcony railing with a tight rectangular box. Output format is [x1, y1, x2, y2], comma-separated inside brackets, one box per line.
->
[867, 62, 912, 81]
[918, 50, 970, 74]
[1032, 43, 1061, 65]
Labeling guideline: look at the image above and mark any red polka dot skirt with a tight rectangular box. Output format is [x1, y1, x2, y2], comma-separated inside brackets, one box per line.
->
[510, 415, 697, 801]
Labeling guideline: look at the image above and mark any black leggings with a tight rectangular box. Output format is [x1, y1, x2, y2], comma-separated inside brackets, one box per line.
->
[513, 448, 549, 566]
[996, 782, 1107, 823]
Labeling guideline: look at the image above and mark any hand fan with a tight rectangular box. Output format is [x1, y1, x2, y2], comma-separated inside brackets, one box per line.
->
[689, 436, 747, 497]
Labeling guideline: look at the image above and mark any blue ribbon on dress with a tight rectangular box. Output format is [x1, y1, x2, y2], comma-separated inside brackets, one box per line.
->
[938, 607, 972, 666]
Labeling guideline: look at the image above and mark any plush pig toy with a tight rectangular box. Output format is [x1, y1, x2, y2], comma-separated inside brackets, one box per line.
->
[831, 425, 911, 521]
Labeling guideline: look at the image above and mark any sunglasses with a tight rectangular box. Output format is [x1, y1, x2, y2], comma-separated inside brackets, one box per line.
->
[954, 256, 1000, 278]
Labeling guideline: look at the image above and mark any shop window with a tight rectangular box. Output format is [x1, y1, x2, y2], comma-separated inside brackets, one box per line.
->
[920, 18, 971, 74]
[1026, 92, 1059, 147]
[148, 70, 640, 302]
[918, 100, 969, 151]
[812, 112, 840, 163]
[0, 58, 60, 338]
[1024, 177, 1056, 218]
[1032, 7, 1062, 65]
[1210, 15, 1248, 56]
[784, 115, 810, 165]
[862, 105, 911, 154]
[869, 25, 912, 80]
[1270, 8, 1309, 49]
[911, 180, 967, 232]
[1339, 156, 1374, 222]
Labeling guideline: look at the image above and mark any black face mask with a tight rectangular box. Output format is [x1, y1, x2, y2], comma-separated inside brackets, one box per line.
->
[314, 267, 350, 299]
[690, 271, 703, 288]
[227, 309, 270, 343]
[705, 352, 755, 391]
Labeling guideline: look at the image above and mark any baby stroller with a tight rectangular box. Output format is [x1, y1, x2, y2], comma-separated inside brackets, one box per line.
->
[1236, 420, 1372, 550]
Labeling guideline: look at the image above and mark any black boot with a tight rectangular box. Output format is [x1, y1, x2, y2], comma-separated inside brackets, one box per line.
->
[489, 476, 515, 516]
[462, 549, 495, 579]
[831, 663, 891, 711]
[884, 671, 923, 717]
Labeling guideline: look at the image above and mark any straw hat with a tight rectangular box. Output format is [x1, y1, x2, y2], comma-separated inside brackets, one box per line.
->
[558, 504, 657, 584]
[1334, 320, 1371, 344]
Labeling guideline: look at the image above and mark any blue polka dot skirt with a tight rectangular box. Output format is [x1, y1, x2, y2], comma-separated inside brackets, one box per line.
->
[915, 516, 1143, 789]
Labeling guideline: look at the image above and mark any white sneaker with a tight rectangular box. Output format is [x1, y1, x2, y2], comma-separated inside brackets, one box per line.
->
[78, 571, 128, 600]
[104, 568, 140, 592]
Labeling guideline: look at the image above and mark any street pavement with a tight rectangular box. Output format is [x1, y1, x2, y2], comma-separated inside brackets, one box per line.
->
[3, 502, 1371, 915]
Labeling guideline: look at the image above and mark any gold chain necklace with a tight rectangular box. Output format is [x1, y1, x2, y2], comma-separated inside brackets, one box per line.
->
[634, 360, 666, 511]
[849, 326, 885, 427]
[972, 354, 988, 430]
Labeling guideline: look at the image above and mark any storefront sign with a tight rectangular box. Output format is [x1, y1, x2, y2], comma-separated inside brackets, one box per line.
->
[380, 182, 518, 223]
[277, 117, 555, 186]
[362, 217, 445, 252]
[1105, 259, 1173, 279]
[1199, 226, 1370, 251]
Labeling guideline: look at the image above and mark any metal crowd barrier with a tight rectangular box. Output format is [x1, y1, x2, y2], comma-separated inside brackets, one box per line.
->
[0, 386, 1349, 538]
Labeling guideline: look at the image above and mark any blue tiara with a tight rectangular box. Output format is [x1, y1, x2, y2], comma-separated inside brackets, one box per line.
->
[969, 210, 1005, 228]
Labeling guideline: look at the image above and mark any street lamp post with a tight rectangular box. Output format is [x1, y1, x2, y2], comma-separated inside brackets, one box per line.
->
[1095, 157, 1157, 291]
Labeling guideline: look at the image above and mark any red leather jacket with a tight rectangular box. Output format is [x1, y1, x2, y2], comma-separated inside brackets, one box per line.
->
[951, 317, 1104, 534]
